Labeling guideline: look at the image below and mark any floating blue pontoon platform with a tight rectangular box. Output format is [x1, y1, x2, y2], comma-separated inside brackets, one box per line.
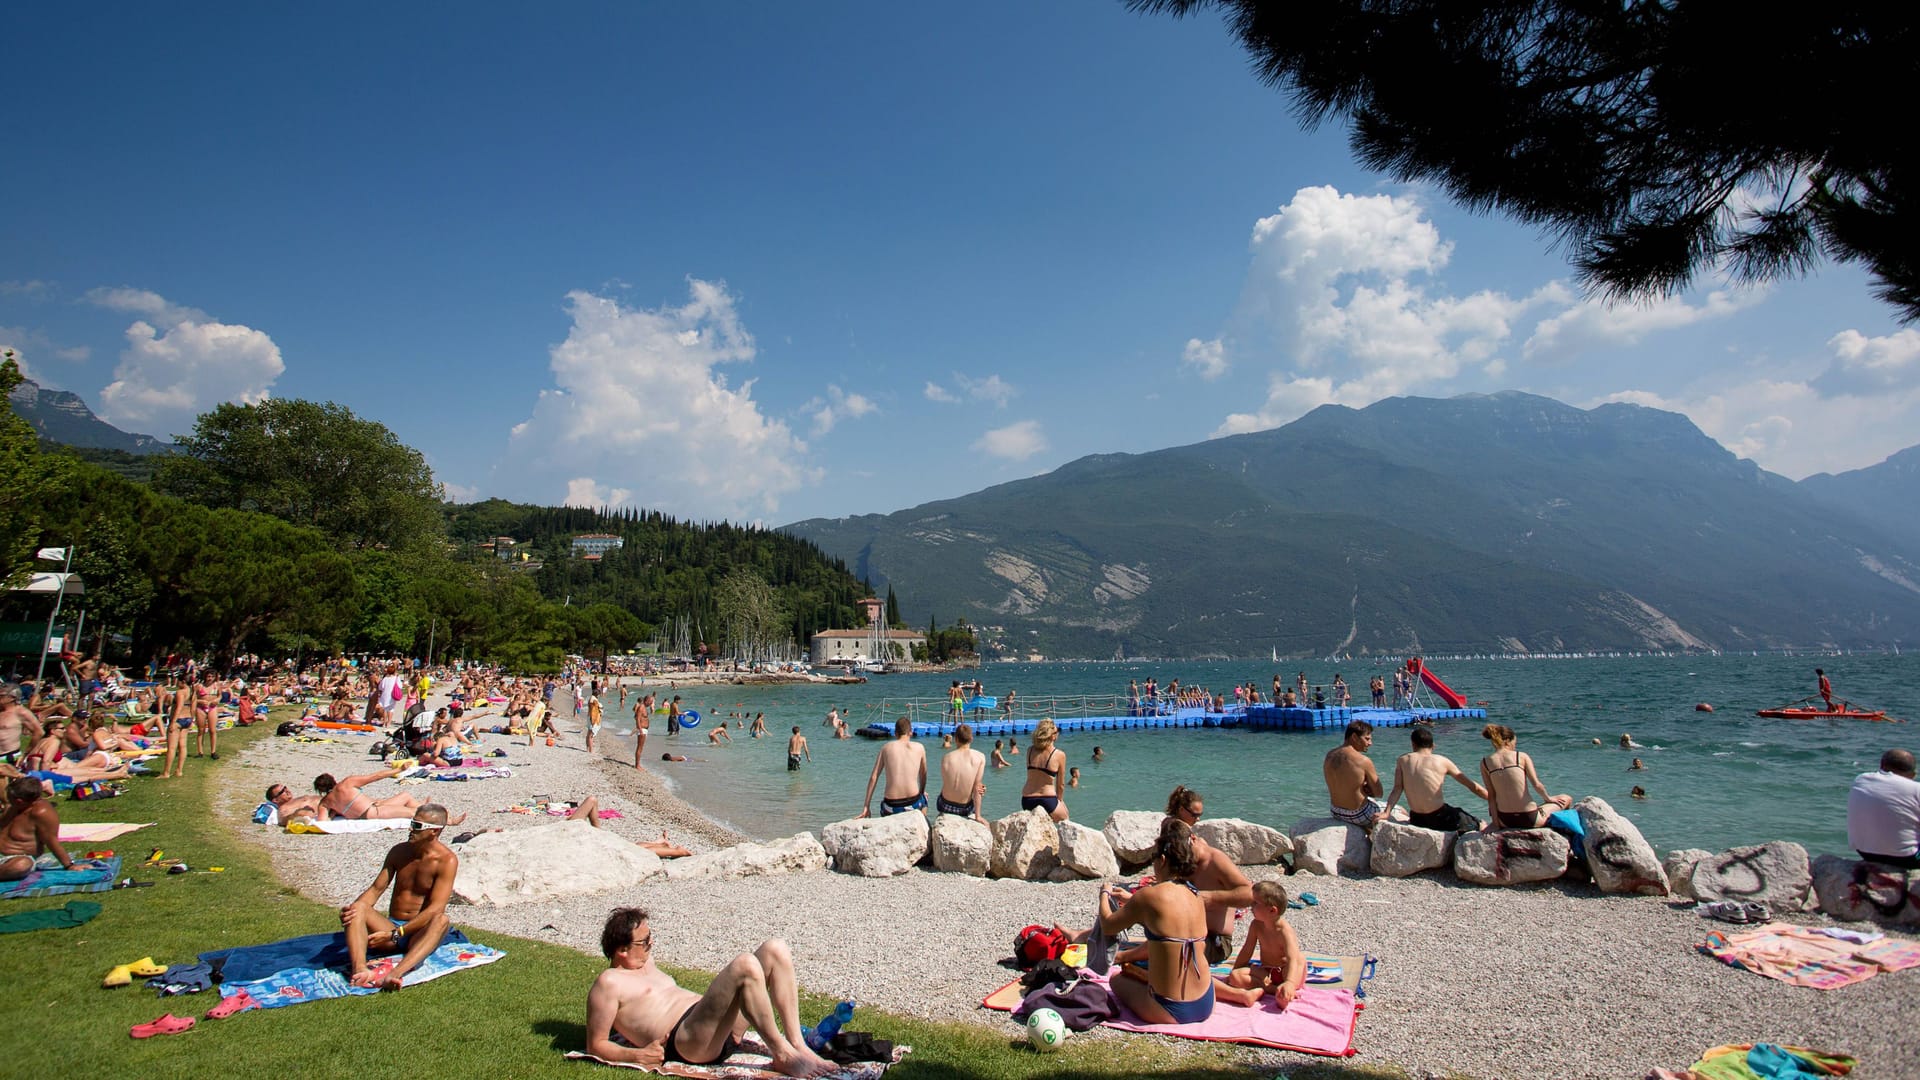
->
[878, 703, 1485, 739]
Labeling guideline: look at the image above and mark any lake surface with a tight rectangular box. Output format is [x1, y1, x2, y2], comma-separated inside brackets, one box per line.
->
[619, 655, 1915, 856]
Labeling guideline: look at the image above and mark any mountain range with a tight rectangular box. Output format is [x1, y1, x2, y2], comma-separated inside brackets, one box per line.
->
[784, 393, 1920, 658]
[9, 376, 173, 453]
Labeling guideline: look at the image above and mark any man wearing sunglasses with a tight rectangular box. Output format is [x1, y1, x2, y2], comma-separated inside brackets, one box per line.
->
[586, 907, 835, 1077]
[340, 803, 458, 990]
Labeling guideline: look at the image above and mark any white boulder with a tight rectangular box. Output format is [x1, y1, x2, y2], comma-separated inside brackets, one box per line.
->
[1453, 828, 1569, 886]
[1811, 854, 1920, 926]
[1663, 849, 1713, 901]
[1689, 841, 1811, 917]
[453, 821, 662, 906]
[1369, 819, 1455, 877]
[1103, 810, 1165, 867]
[1056, 820, 1121, 879]
[1575, 797, 1668, 895]
[663, 833, 827, 882]
[1194, 818, 1293, 865]
[991, 808, 1061, 880]
[1291, 817, 1371, 877]
[820, 812, 929, 877]
[928, 814, 993, 876]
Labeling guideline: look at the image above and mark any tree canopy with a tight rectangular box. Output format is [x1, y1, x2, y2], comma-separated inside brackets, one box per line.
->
[1134, 1, 1917, 320]
[156, 398, 445, 551]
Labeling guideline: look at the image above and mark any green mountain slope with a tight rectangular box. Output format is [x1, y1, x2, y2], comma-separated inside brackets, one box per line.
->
[785, 393, 1920, 657]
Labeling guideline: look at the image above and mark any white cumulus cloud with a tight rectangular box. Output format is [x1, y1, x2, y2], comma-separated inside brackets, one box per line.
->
[803, 384, 877, 436]
[923, 381, 959, 403]
[1811, 328, 1920, 397]
[1182, 338, 1227, 380]
[495, 281, 817, 521]
[93, 290, 284, 439]
[1523, 287, 1763, 362]
[972, 419, 1048, 461]
[927, 373, 1016, 407]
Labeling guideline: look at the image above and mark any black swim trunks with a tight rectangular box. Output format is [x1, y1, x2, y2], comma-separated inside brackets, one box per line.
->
[661, 1004, 740, 1065]
[935, 794, 974, 818]
[881, 791, 927, 815]
[1407, 804, 1474, 833]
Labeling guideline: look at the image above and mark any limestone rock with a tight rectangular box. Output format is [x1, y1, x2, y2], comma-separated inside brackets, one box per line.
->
[663, 833, 827, 882]
[1811, 854, 1920, 926]
[1369, 819, 1455, 877]
[1663, 849, 1713, 901]
[1690, 841, 1811, 916]
[928, 814, 993, 876]
[1575, 797, 1668, 895]
[1056, 820, 1121, 879]
[1194, 818, 1293, 865]
[820, 812, 929, 877]
[1453, 828, 1569, 886]
[453, 821, 662, 906]
[1291, 817, 1371, 877]
[991, 808, 1062, 880]
[1103, 810, 1165, 867]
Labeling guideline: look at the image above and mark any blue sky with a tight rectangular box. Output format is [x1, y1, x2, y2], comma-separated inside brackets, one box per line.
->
[5, 2, 1915, 524]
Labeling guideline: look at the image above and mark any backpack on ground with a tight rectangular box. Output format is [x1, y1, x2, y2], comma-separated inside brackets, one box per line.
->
[1014, 924, 1068, 968]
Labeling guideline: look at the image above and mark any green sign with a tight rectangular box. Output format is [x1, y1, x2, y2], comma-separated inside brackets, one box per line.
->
[0, 622, 60, 656]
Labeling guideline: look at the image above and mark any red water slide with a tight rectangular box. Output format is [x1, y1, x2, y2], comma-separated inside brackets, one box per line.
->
[1407, 657, 1467, 708]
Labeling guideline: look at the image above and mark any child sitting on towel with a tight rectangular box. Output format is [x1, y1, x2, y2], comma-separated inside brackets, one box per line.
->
[1211, 881, 1306, 1009]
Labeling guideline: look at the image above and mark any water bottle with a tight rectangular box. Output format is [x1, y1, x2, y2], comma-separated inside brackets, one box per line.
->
[805, 1000, 854, 1050]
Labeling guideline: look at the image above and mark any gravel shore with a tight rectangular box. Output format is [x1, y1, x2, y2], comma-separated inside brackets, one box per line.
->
[224, 693, 1918, 1080]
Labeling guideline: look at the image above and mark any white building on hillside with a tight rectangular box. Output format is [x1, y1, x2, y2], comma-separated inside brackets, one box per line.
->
[810, 627, 926, 665]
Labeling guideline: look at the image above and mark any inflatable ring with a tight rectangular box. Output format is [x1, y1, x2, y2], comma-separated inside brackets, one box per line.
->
[678, 709, 701, 728]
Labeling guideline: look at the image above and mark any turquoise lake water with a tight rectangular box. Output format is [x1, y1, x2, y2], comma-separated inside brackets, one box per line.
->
[619, 655, 1916, 856]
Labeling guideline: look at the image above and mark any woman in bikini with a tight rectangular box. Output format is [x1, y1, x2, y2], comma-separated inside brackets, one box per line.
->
[192, 671, 221, 760]
[1101, 817, 1216, 1025]
[314, 767, 453, 822]
[1478, 723, 1572, 830]
[166, 672, 193, 779]
[1020, 719, 1069, 822]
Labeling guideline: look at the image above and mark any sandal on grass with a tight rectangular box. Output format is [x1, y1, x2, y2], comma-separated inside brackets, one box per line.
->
[131, 1014, 195, 1038]
[205, 990, 261, 1020]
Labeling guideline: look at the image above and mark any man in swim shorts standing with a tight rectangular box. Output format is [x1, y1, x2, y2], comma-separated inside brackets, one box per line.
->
[341, 803, 458, 990]
[1324, 720, 1386, 830]
[632, 693, 652, 769]
[1383, 727, 1487, 833]
[585, 907, 833, 1077]
[858, 716, 926, 818]
[786, 726, 809, 771]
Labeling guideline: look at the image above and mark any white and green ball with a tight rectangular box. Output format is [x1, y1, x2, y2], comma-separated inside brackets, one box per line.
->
[1026, 1008, 1067, 1052]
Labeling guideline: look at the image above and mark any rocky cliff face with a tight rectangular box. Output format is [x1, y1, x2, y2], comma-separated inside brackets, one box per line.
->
[10, 377, 173, 453]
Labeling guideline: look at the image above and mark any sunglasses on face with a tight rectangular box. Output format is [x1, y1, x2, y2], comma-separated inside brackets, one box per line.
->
[629, 933, 653, 952]
[409, 820, 441, 832]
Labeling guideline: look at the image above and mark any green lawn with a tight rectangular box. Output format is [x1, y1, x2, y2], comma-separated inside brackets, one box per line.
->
[1, 724, 1402, 1079]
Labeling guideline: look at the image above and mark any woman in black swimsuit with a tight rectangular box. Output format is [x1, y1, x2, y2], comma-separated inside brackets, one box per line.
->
[1478, 723, 1572, 829]
[1020, 719, 1068, 821]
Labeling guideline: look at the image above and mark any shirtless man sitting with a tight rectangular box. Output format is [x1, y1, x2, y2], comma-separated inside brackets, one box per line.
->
[340, 803, 459, 990]
[585, 907, 834, 1077]
[935, 723, 985, 819]
[1, 776, 76, 880]
[0, 686, 44, 768]
[858, 716, 926, 818]
[1324, 720, 1387, 830]
[1383, 726, 1488, 833]
[1165, 785, 1256, 963]
[315, 767, 459, 822]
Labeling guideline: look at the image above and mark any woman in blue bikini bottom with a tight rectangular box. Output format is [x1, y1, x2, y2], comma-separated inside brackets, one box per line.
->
[1097, 816, 1215, 1025]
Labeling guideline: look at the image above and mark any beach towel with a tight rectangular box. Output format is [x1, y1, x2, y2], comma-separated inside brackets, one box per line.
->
[983, 960, 1367, 1057]
[980, 952, 1373, 1010]
[284, 818, 412, 834]
[56, 821, 154, 843]
[203, 929, 503, 1005]
[564, 1033, 905, 1078]
[1687, 1042, 1856, 1079]
[1697, 923, 1920, 989]
[0, 899, 102, 933]
[0, 856, 121, 901]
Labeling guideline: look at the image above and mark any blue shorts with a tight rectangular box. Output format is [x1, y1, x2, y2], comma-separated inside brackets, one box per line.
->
[881, 792, 926, 815]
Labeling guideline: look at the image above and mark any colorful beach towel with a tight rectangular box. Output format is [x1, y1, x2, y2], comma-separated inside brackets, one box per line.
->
[981, 953, 1373, 1010]
[56, 821, 155, 843]
[0, 856, 121, 901]
[564, 1033, 905, 1078]
[1686, 1042, 1856, 1079]
[204, 929, 504, 1007]
[1697, 923, 1920, 989]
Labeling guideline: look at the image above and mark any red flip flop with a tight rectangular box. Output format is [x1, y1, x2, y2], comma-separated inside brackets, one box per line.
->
[131, 1013, 195, 1038]
[205, 990, 261, 1020]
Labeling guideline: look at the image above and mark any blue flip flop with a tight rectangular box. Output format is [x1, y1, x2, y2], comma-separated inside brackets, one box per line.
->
[1299, 892, 1320, 906]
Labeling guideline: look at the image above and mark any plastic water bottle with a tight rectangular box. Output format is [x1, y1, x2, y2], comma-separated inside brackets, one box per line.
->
[804, 1000, 854, 1051]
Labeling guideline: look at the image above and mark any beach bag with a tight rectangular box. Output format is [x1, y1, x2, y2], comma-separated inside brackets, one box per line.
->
[252, 802, 276, 825]
[276, 721, 302, 736]
[1013, 977, 1116, 1031]
[1014, 924, 1068, 968]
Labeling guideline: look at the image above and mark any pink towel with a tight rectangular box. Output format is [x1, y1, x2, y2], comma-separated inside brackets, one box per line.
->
[1091, 971, 1361, 1056]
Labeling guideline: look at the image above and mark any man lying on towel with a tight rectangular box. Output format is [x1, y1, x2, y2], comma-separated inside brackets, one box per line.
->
[340, 803, 457, 990]
[585, 906, 836, 1078]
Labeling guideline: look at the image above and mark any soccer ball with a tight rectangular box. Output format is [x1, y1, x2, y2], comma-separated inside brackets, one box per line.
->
[1026, 1007, 1067, 1052]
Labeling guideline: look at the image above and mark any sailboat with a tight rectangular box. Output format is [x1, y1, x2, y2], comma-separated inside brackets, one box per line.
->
[1271, 646, 1280, 664]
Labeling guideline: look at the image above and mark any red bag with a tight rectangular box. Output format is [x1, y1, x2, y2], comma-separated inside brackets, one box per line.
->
[1015, 924, 1068, 967]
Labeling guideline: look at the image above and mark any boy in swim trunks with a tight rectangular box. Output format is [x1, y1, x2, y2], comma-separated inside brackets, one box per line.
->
[585, 907, 834, 1077]
[786, 727, 809, 771]
[1211, 880, 1307, 1007]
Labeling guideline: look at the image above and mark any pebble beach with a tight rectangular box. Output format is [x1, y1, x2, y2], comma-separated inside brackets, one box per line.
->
[221, 690, 1920, 1080]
